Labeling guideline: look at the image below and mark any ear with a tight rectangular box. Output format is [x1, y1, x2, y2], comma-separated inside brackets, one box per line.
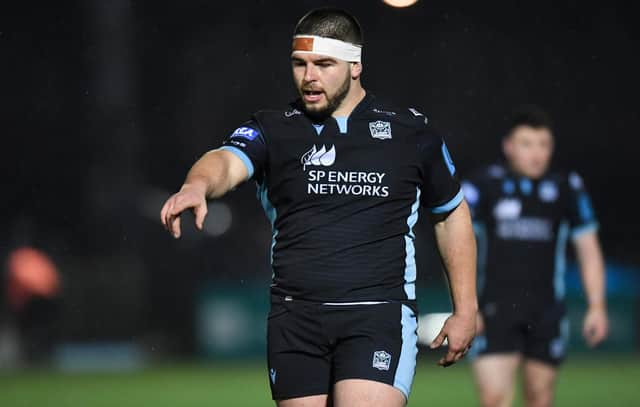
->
[502, 136, 511, 158]
[350, 62, 362, 79]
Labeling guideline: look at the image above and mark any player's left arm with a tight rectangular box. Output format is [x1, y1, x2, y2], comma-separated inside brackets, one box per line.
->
[431, 200, 478, 366]
[417, 127, 477, 366]
[574, 230, 609, 347]
[566, 171, 609, 347]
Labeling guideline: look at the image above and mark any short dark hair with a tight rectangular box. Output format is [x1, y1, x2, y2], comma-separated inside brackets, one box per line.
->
[294, 8, 363, 46]
[506, 105, 553, 136]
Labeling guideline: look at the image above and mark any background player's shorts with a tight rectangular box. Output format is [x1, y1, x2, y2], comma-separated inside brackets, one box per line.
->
[468, 301, 569, 366]
[267, 296, 418, 401]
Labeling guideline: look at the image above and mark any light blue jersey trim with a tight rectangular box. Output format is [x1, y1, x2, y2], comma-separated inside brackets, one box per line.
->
[393, 305, 418, 401]
[404, 187, 421, 300]
[218, 146, 254, 179]
[441, 142, 456, 175]
[257, 182, 278, 271]
[571, 221, 599, 240]
[431, 188, 464, 214]
[335, 116, 348, 133]
[313, 117, 348, 134]
[473, 222, 488, 296]
[554, 221, 570, 300]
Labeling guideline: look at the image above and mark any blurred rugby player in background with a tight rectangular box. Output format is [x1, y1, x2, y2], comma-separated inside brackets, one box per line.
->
[463, 105, 608, 407]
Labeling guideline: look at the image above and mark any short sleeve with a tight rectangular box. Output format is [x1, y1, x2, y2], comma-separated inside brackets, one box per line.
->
[218, 120, 267, 180]
[566, 171, 599, 239]
[418, 132, 463, 214]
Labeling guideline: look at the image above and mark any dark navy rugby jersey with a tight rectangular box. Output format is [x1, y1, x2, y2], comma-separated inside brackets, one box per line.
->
[462, 164, 599, 307]
[219, 93, 463, 302]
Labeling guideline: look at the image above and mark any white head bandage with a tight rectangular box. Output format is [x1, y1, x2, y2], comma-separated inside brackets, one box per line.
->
[292, 35, 362, 63]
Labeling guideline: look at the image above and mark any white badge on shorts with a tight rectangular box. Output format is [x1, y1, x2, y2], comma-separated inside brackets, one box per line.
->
[372, 350, 391, 371]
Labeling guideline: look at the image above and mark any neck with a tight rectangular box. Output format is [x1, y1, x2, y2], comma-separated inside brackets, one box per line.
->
[332, 83, 366, 118]
[507, 163, 544, 180]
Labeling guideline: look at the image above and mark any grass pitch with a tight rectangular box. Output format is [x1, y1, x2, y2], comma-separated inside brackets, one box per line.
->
[1, 354, 638, 406]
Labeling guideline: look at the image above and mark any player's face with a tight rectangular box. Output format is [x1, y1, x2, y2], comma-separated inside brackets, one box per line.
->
[503, 125, 554, 179]
[291, 54, 352, 119]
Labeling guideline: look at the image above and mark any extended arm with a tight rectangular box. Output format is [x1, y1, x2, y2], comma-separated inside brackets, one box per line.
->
[160, 150, 248, 238]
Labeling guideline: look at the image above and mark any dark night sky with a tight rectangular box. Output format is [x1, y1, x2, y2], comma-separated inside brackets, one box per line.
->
[5, 1, 637, 254]
[1, 1, 638, 344]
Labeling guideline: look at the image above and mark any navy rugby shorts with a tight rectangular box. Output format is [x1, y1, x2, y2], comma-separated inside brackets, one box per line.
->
[267, 295, 418, 401]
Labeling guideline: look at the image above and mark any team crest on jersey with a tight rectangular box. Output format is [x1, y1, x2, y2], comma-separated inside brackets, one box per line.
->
[369, 120, 392, 140]
[538, 180, 559, 202]
[301, 144, 336, 170]
[372, 350, 391, 371]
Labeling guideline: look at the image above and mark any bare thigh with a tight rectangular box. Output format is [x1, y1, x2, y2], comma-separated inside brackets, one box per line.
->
[523, 358, 557, 407]
[472, 353, 522, 407]
[333, 379, 406, 407]
[276, 395, 329, 407]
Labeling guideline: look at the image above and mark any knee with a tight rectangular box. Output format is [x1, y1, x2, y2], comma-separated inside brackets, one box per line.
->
[524, 386, 553, 407]
[479, 391, 511, 407]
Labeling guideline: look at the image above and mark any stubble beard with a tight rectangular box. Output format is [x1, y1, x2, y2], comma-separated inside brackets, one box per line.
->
[302, 73, 351, 122]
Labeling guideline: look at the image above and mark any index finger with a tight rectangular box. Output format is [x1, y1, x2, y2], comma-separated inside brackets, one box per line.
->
[160, 199, 173, 229]
[438, 348, 458, 367]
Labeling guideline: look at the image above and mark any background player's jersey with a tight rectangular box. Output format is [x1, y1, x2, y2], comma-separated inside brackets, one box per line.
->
[219, 94, 463, 302]
[462, 164, 599, 307]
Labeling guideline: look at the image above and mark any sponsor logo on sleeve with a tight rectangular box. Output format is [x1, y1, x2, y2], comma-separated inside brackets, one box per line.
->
[230, 126, 259, 141]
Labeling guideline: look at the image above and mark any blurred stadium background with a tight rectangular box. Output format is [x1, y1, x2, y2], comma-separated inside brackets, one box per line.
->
[1, 0, 639, 405]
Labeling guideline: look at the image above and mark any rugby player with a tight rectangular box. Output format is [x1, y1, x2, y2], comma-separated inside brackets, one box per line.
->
[463, 105, 609, 407]
[161, 8, 477, 407]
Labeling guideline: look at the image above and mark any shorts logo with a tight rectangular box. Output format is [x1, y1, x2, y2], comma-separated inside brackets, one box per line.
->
[269, 368, 277, 384]
[301, 144, 336, 170]
[550, 338, 565, 359]
[372, 350, 391, 371]
[230, 126, 259, 141]
[369, 121, 392, 140]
